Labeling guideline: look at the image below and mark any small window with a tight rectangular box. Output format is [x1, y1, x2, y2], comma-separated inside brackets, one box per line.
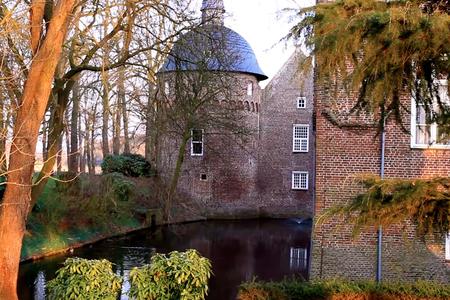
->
[200, 173, 207, 181]
[446, 234, 450, 261]
[411, 80, 450, 149]
[164, 81, 170, 95]
[293, 124, 309, 152]
[247, 82, 253, 96]
[290, 247, 308, 270]
[292, 171, 308, 190]
[191, 129, 204, 156]
[297, 97, 306, 109]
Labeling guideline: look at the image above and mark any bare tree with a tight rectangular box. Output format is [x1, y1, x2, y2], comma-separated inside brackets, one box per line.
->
[155, 26, 254, 219]
[0, 0, 76, 297]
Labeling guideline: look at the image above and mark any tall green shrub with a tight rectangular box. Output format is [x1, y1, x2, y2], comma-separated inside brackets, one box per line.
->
[81, 173, 135, 227]
[47, 258, 122, 300]
[128, 249, 212, 300]
[101, 153, 153, 177]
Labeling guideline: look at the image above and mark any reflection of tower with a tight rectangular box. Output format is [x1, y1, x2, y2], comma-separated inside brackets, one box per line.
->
[157, 0, 267, 214]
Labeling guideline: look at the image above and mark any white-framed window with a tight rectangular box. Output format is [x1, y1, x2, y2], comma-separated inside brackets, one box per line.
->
[191, 129, 204, 156]
[290, 247, 308, 270]
[293, 124, 309, 152]
[247, 82, 253, 96]
[411, 80, 450, 149]
[292, 171, 308, 190]
[446, 233, 450, 261]
[297, 96, 306, 109]
[164, 81, 170, 95]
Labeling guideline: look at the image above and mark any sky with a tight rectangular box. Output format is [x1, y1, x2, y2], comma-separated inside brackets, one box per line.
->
[220, 0, 315, 84]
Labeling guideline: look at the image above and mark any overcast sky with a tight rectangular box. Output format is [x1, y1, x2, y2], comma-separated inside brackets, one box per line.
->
[224, 0, 315, 83]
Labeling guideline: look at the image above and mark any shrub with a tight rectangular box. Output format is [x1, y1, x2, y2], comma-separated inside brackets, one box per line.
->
[238, 279, 450, 300]
[128, 249, 212, 300]
[101, 153, 153, 177]
[102, 172, 135, 202]
[47, 257, 122, 300]
[81, 173, 135, 227]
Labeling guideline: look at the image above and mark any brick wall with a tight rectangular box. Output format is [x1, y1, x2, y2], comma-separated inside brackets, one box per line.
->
[257, 50, 315, 218]
[157, 73, 265, 218]
[311, 75, 450, 282]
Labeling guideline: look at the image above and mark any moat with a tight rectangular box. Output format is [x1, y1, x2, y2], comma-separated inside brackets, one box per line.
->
[18, 219, 312, 300]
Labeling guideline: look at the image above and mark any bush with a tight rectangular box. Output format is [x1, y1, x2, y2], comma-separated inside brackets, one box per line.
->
[102, 172, 135, 202]
[47, 258, 122, 300]
[81, 173, 135, 227]
[101, 153, 153, 177]
[238, 279, 450, 300]
[128, 249, 212, 300]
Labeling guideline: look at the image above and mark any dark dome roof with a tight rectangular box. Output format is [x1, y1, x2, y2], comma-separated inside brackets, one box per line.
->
[158, 25, 268, 81]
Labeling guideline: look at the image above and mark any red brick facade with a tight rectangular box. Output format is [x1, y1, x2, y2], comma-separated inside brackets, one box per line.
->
[257, 50, 315, 218]
[311, 76, 450, 282]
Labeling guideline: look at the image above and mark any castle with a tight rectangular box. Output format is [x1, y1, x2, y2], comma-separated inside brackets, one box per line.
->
[157, 0, 449, 283]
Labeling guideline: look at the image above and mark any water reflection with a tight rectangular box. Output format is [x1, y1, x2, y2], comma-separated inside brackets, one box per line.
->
[19, 219, 311, 300]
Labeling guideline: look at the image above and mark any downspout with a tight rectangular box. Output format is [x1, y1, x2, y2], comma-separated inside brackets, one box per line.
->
[377, 111, 390, 283]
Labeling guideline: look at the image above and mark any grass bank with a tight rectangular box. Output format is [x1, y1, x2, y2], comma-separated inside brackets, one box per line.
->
[238, 279, 450, 300]
[21, 173, 160, 261]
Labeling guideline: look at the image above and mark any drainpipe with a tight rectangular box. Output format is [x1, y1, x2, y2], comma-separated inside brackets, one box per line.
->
[377, 111, 390, 283]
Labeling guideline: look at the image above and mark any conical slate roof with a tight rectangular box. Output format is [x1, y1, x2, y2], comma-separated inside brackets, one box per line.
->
[158, 24, 268, 81]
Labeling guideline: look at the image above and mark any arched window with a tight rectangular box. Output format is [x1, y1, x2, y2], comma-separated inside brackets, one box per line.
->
[247, 82, 253, 96]
[244, 101, 250, 111]
[251, 102, 255, 112]
[255, 103, 259, 113]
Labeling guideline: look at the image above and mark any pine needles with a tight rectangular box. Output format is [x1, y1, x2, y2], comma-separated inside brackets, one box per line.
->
[321, 175, 450, 238]
[288, 0, 450, 132]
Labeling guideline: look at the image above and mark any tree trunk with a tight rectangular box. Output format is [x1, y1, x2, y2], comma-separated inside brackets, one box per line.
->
[118, 66, 130, 153]
[31, 76, 77, 205]
[145, 87, 158, 164]
[79, 109, 85, 172]
[56, 134, 63, 173]
[0, 96, 7, 172]
[101, 74, 110, 158]
[69, 79, 80, 172]
[31, 87, 68, 206]
[64, 109, 70, 171]
[113, 103, 121, 155]
[0, 1, 75, 298]
[144, 101, 153, 161]
[42, 118, 48, 162]
[166, 130, 190, 220]
[85, 112, 92, 174]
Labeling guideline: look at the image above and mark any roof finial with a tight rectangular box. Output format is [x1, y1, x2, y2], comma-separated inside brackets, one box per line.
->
[201, 0, 225, 25]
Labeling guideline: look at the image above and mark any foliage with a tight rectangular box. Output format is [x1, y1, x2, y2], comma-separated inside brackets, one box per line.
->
[319, 175, 450, 237]
[101, 153, 154, 177]
[238, 278, 450, 300]
[47, 258, 122, 300]
[102, 172, 136, 202]
[128, 249, 212, 300]
[81, 173, 135, 227]
[288, 0, 449, 131]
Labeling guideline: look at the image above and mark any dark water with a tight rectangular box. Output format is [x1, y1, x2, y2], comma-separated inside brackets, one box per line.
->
[18, 219, 311, 300]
